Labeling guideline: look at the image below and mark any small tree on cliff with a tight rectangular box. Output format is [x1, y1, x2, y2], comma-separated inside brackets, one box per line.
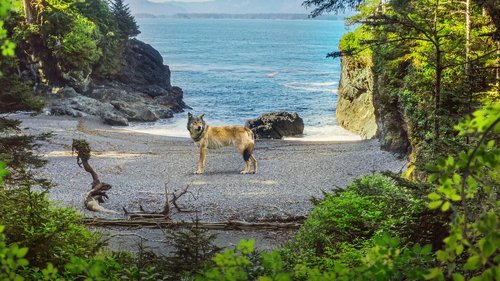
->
[111, 0, 140, 39]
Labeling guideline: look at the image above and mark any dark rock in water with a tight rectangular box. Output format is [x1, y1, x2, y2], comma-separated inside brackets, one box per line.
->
[114, 38, 172, 97]
[103, 115, 129, 126]
[246, 112, 304, 139]
[154, 86, 189, 113]
[46, 39, 188, 125]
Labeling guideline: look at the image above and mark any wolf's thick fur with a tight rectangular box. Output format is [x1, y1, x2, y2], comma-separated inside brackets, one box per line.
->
[187, 113, 257, 174]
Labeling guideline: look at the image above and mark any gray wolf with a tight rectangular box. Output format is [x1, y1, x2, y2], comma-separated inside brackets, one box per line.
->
[187, 113, 257, 174]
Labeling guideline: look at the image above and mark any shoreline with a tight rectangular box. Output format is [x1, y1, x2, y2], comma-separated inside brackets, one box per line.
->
[121, 114, 363, 142]
[11, 113, 405, 251]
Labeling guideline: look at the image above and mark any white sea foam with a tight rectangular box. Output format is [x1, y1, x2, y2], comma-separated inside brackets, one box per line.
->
[284, 81, 338, 93]
[265, 71, 279, 77]
[284, 125, 362, 142]
[123, 117, 361, 142]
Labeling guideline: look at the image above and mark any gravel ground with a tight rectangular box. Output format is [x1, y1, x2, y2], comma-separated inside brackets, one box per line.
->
[12, 113, 406, 252]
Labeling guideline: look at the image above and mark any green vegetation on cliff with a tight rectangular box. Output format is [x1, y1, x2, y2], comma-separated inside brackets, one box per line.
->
[1, 0, 138, 90]
[334, 0, 499, 174]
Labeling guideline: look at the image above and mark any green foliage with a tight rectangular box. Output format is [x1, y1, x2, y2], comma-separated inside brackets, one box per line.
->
[0, 118, 50, 189]
[73, 0, 123, 77]
[282, 174, 433, 271]
[330, 0, 498, 175]
[197, 235, 435, 281]
[0, 187, 103, 269]
[197, 239, 293, 281]
[425, 103, 500, 280]
[111, 0, 140, 39]
[0, 225, 29, 281]
[50, 14, 101, 73]
[4, 0, 137, 85]
[338, 25, 373, 57]
[0, 0, 16, 77]
[166, 219, 222, 280]
[0, 75, 44, 114]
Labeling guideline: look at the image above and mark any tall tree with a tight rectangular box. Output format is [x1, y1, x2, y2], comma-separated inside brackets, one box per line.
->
[111, 0, 139, 39]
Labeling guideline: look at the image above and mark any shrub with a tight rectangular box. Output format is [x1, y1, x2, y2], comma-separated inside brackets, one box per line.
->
[0, 187, 103, 269]
[0, 75, 44, 113]
[425, 103, 500, 280]
[49, 14, 101, 74]
[282, 174, 430, 270]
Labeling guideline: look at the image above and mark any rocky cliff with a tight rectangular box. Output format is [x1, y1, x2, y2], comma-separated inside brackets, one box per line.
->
[49, 39, 187, 126]
[337, 53, 410, 155]
[336, 55, 377, 139]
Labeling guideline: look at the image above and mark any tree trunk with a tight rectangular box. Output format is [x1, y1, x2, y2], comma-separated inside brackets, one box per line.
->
[435, 49, 442, 140]
[465, 0, 472, 118]
[23, 0, 35, 23]
[433, 0, 442, 140]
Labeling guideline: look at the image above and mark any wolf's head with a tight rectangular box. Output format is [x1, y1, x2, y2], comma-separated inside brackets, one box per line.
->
[187, 112, 206, 140]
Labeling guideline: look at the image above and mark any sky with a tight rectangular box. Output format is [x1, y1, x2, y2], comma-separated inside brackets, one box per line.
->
[126, 0, 311, 15]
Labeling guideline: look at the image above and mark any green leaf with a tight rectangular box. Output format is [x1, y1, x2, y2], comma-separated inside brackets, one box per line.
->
[479, 238, 495, 258]
[428, 192, 441, 200]
[452, 273, 464, 281]
[16, 247, 28, 258]
[441, 201, 451, 212]
[424, 268, 443, 280]
[428, 200, 443, 209]
[436, 250, 448, 261]
[464, 255, 481, 270]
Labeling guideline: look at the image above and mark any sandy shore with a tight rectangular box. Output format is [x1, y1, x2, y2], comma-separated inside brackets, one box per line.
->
[11, 113, 406, 251]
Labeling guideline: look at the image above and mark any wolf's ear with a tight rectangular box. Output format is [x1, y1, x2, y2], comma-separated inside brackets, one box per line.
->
[199, 114, 205, 120]
[188, 112, 193, 119]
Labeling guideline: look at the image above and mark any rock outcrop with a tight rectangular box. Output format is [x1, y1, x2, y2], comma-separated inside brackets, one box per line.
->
[246, 112, 304, 139]
[336, 51, 410, 155]
[47, 39, 187, 125]
[336, 55, 377, 139]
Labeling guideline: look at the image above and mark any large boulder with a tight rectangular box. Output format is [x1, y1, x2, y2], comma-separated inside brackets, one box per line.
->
[246, 112, 304, 139]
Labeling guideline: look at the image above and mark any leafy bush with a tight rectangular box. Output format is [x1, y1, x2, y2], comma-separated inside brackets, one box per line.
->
[49, 14, 101, 74]
[196, 239, 292, 281]
[0, 76, 44, 113]
[166, 220, 222, 280]
[281, 174, 434, 271]
[425, 103, 499, 280]
[0, 187, 103, 269]
[0, 225, 29, 281]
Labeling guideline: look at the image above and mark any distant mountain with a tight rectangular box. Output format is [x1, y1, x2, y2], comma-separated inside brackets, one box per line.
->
[126, 0, 310, 15]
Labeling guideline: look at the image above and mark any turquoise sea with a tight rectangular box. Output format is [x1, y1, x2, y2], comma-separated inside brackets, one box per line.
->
[132, 18, 360, 141]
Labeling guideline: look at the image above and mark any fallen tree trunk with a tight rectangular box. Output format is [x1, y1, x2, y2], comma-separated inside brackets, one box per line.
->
[83, 218, 302, 230]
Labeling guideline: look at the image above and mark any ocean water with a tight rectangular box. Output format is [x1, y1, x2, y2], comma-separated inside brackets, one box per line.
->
[132, 18, 360, 141]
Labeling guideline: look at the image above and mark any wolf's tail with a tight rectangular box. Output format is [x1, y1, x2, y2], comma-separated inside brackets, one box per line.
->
[243, 143, 254, 162]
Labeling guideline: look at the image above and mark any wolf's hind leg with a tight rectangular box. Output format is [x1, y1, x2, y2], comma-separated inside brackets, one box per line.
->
[241, 160, 251, 174]
[250, 154, 257, 174]
[239, 144, 252, 174]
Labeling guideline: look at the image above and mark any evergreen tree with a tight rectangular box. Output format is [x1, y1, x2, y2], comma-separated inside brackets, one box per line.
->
[111, 0, 140, 39]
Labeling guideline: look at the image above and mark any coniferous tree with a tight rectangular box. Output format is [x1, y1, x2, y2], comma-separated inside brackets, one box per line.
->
[111, 0, 140, 39]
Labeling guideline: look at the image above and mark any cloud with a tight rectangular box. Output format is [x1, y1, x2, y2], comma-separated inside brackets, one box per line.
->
[148, 0, 215, 3]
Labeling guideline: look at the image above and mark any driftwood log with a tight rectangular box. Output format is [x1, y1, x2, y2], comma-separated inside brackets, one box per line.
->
[84, 218, 302, 230]
[72, 139, 117, 214]
[122, 183, 193, 218]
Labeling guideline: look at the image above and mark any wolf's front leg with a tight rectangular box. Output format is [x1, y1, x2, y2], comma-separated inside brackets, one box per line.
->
[195, 147, 207, 174]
